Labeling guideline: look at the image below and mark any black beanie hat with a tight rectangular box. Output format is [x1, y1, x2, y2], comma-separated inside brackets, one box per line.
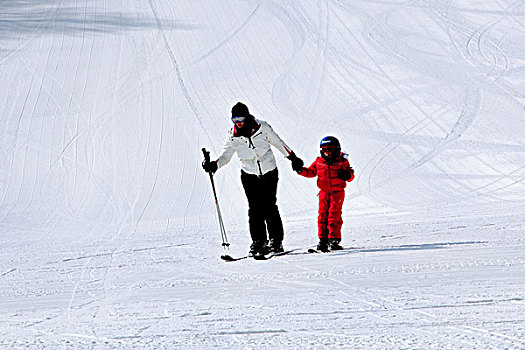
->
[231, 102, 251, 118]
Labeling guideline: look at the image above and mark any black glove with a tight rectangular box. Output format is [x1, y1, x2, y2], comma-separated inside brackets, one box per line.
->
[338, 168, 354, 181]
[287, 152, 304, 172]
[202, 159, 218, 174]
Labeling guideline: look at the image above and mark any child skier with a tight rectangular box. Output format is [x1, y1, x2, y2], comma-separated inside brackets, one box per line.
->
[295, 136, 354, 251]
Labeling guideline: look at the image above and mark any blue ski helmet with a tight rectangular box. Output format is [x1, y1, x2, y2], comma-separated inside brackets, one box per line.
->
[320, 136, 341, 161]
[320, 136, 340, 150]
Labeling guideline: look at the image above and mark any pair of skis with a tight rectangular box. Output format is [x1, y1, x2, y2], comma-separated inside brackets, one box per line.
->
[221, 249, 295, 262]
[307, 247, 343, 253]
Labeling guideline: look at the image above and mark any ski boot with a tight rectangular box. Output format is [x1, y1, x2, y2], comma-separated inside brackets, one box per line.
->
[269, 239, 284, 253]
[317, 238, 330, 252]
[249, 240, 269, 258]
[329, 238, 343, 251]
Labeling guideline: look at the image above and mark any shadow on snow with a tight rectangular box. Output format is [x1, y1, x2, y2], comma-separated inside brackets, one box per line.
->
[0, 0, 199, 38]
[292, 241, 488, 256]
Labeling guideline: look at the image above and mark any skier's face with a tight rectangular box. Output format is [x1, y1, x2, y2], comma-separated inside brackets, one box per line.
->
[232, 115, 247, 129]
[235, 120, 245, 128]
[321, 146, 335, 157]
[321, 146, 339, 161]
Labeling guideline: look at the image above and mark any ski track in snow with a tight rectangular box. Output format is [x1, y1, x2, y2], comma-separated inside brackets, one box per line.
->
[1, 0, 524, 348]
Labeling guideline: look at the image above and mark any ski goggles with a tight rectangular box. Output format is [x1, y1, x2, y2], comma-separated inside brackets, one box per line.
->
[231, 115, 247, 124]
[321, 146, 338, 152]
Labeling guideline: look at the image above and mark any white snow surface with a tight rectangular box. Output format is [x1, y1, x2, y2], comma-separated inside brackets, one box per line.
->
[1, 0, 524, 348]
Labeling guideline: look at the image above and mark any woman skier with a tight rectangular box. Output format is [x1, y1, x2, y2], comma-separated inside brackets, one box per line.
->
[202, 102, 303, 257]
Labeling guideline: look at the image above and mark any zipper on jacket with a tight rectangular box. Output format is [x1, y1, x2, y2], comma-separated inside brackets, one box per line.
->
[248, 137, 255, 149]
[328, 163, 332, 189]
[257, 160, 263, 176]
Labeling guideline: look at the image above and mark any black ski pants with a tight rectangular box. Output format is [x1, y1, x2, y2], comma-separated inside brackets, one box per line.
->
[240, 168, 284, 244]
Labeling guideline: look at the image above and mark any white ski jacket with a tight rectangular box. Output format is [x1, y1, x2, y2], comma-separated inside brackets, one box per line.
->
[217, 119, 293, 176]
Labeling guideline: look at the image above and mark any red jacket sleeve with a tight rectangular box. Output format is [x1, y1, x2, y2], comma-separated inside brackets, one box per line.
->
[298, 159, 318, 178]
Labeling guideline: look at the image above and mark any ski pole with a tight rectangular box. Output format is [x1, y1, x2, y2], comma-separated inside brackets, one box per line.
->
[202, 148, 230, 249]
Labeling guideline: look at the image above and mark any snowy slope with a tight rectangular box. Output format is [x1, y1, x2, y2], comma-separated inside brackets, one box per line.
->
[1, 0, 524, 348]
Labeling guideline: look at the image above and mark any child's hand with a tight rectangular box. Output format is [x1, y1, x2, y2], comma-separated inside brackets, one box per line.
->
[337, 169, 353, 181]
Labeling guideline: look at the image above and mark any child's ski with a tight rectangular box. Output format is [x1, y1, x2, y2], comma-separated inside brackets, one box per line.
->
[308, 246, 356, 254]
[308, 248, 330, 253]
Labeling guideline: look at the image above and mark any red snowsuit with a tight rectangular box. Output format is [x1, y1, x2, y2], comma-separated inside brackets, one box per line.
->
[298, 153, 354, 240]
